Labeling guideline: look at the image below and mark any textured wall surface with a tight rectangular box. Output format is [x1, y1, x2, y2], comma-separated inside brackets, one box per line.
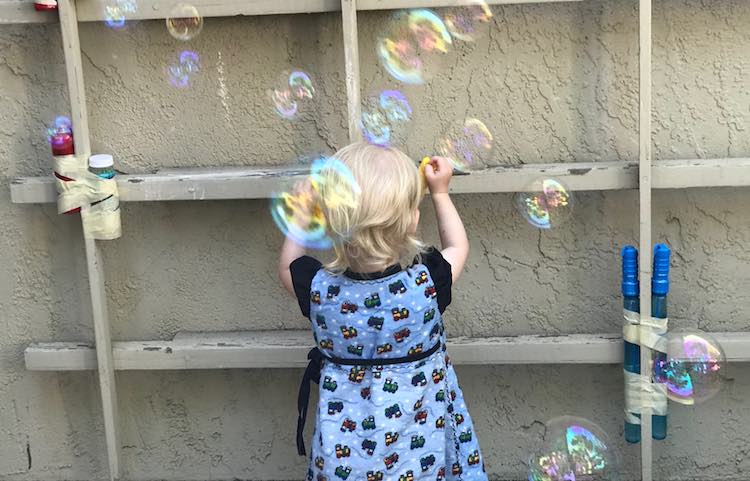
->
[1, 0, 750, 479]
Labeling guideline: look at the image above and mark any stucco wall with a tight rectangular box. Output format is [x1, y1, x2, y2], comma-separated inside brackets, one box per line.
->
[2, 0, 750, 479]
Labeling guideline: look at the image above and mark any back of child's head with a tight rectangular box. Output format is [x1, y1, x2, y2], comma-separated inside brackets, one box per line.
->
[318, 142, 424, 272]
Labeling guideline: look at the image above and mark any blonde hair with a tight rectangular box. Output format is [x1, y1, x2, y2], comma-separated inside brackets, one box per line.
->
[318, 142, 425, 273]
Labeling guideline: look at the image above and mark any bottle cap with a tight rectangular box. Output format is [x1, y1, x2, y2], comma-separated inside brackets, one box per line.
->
[51, 134, 74, 156]
[89, 154, 114, 168]
[652, 244, 670, 295]
[621, 245, 639, 297]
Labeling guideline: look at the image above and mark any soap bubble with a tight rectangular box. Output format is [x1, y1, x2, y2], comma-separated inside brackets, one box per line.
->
[47, 116, 72, 145]
[166, 4, 203, 41]
[270, 70, 316, 120]
[515, 178, 573, 229]
[166, 50, 200, 88]
[442, 1, 493, 42]
[361, 89, 413, 146]
[653, 330, 726, 405]
[270, 157, 361, 249]
[103, 0, 137, 29]
[528, 416, 620, 481]
[377, 9, 452, 84]
[436, 117, 493, 171]
[289, 71, 315, 101]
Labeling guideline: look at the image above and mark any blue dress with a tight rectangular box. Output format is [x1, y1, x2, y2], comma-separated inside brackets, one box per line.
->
[291, 250, 487, 481]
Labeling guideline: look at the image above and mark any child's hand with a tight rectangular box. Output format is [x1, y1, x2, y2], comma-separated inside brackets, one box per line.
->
[424, 156, 453, 194]
[287, 179, 317, 227]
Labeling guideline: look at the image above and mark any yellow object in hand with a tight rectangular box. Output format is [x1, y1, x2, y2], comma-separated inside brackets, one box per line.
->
[419, 156, 431, 186]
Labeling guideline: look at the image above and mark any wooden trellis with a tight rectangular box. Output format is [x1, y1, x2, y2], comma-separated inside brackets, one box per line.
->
[4, 0, 750, 479]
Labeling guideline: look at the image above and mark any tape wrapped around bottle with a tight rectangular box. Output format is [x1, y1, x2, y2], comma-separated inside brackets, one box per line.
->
[622, 309, 669, 423]
[623, 309, 668, 350]
[54, 154, 122, 240]
[624, 370, 668, 421]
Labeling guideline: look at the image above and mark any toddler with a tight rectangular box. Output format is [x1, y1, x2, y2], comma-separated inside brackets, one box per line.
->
[279, 142, 486, 481]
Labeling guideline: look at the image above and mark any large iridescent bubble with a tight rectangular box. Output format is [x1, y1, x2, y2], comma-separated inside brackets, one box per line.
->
[361, 89, 413, 146]
[437, 117, 493, 171]
[270, 157, 360, 249]
[270, 70, 316, 120]
[377, 9, 452, 85]
[528, 416, 620, 481]
[442, 1, 493, 42]
[515, 178, 573, 229]
[653, 330, 726, 405]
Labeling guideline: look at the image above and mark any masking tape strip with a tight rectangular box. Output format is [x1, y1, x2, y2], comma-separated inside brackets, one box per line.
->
[623, 309, 640, 424]
[622, 310, 668, 351]
[82, 204, 122, 240]
[623, 309, 640, 344]
[54, 155, 122, 240]
[55, 155, 93, 214]
[624, 370, 668, 417]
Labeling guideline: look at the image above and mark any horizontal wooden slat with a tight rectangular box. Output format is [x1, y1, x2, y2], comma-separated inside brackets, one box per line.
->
[11, 158, 750, 204]
[0, 0, 580, 25]
[24, 330, 750, 371]
[2, 0, 584, 24]
[652, 158, 750, 189]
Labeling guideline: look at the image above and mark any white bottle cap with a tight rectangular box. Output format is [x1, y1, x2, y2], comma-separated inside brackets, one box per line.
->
[89, 154, 114, 169]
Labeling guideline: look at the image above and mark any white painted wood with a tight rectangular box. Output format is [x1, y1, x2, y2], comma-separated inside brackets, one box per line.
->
[24, 331, 750, 371]
[638, 0, 653, 476]
[1, 0, 584, 24]
[652, 158, 750, 188]
[341, 0, 362, 142]
[359, 0, 581, 9]
[13, 158, 750, 204]
[0, 0, 57, 23]
[67, 0, 583, 24]
[58, 0, 121, 478]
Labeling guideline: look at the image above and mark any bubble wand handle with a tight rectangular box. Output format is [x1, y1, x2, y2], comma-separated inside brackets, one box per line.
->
[651, 243, 670, 440]
[622, 245, 642, 443]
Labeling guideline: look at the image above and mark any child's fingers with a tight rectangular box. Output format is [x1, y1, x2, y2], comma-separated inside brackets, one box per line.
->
[430, 156, 452, 175]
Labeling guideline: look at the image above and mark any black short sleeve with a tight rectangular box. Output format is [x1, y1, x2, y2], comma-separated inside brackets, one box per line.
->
[290, 256, 323, 318]
[419, 247, 452, 313]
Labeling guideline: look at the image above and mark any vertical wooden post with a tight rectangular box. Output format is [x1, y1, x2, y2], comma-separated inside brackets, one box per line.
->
[58, 0, 121, 479]
[341, 0, 362, 142]
[638, 0, 653, 478]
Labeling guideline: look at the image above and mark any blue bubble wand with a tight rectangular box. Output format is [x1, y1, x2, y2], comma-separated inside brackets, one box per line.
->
[622, 244, 670, 442]
[621, 246, 642, 443]
[650, 244, 670, 440]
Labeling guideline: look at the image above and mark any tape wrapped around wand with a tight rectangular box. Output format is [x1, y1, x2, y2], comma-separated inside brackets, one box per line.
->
[623, 309, 668, 350]
[622, 309, 669, 422]
[624, 370, 668, 419]
[54, 155, 122, 240]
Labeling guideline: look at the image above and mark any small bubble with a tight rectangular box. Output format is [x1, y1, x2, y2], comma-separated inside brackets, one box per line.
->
[515, 178, 573, 230]
[436, 118, 493, 172]
[653, 330, 726, 405]
[528, 416, 619, 481]
[442, 1, 493, 42]
[361, 89, 412, 147]
[270, 69, 316, 120]
[166, 50, 200, 88]
[166, 3, 203, 41]
[46, 116, 72, 146]
[377, 9, 452, 85]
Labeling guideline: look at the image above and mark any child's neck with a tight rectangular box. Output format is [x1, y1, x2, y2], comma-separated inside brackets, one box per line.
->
[347, 258, 393, 274]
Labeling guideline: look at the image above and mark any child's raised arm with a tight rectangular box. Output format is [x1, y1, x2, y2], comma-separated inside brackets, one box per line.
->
[278, 181, 313, 295]
[424, 156, 469, 282]
[279, 235, 306, 295]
